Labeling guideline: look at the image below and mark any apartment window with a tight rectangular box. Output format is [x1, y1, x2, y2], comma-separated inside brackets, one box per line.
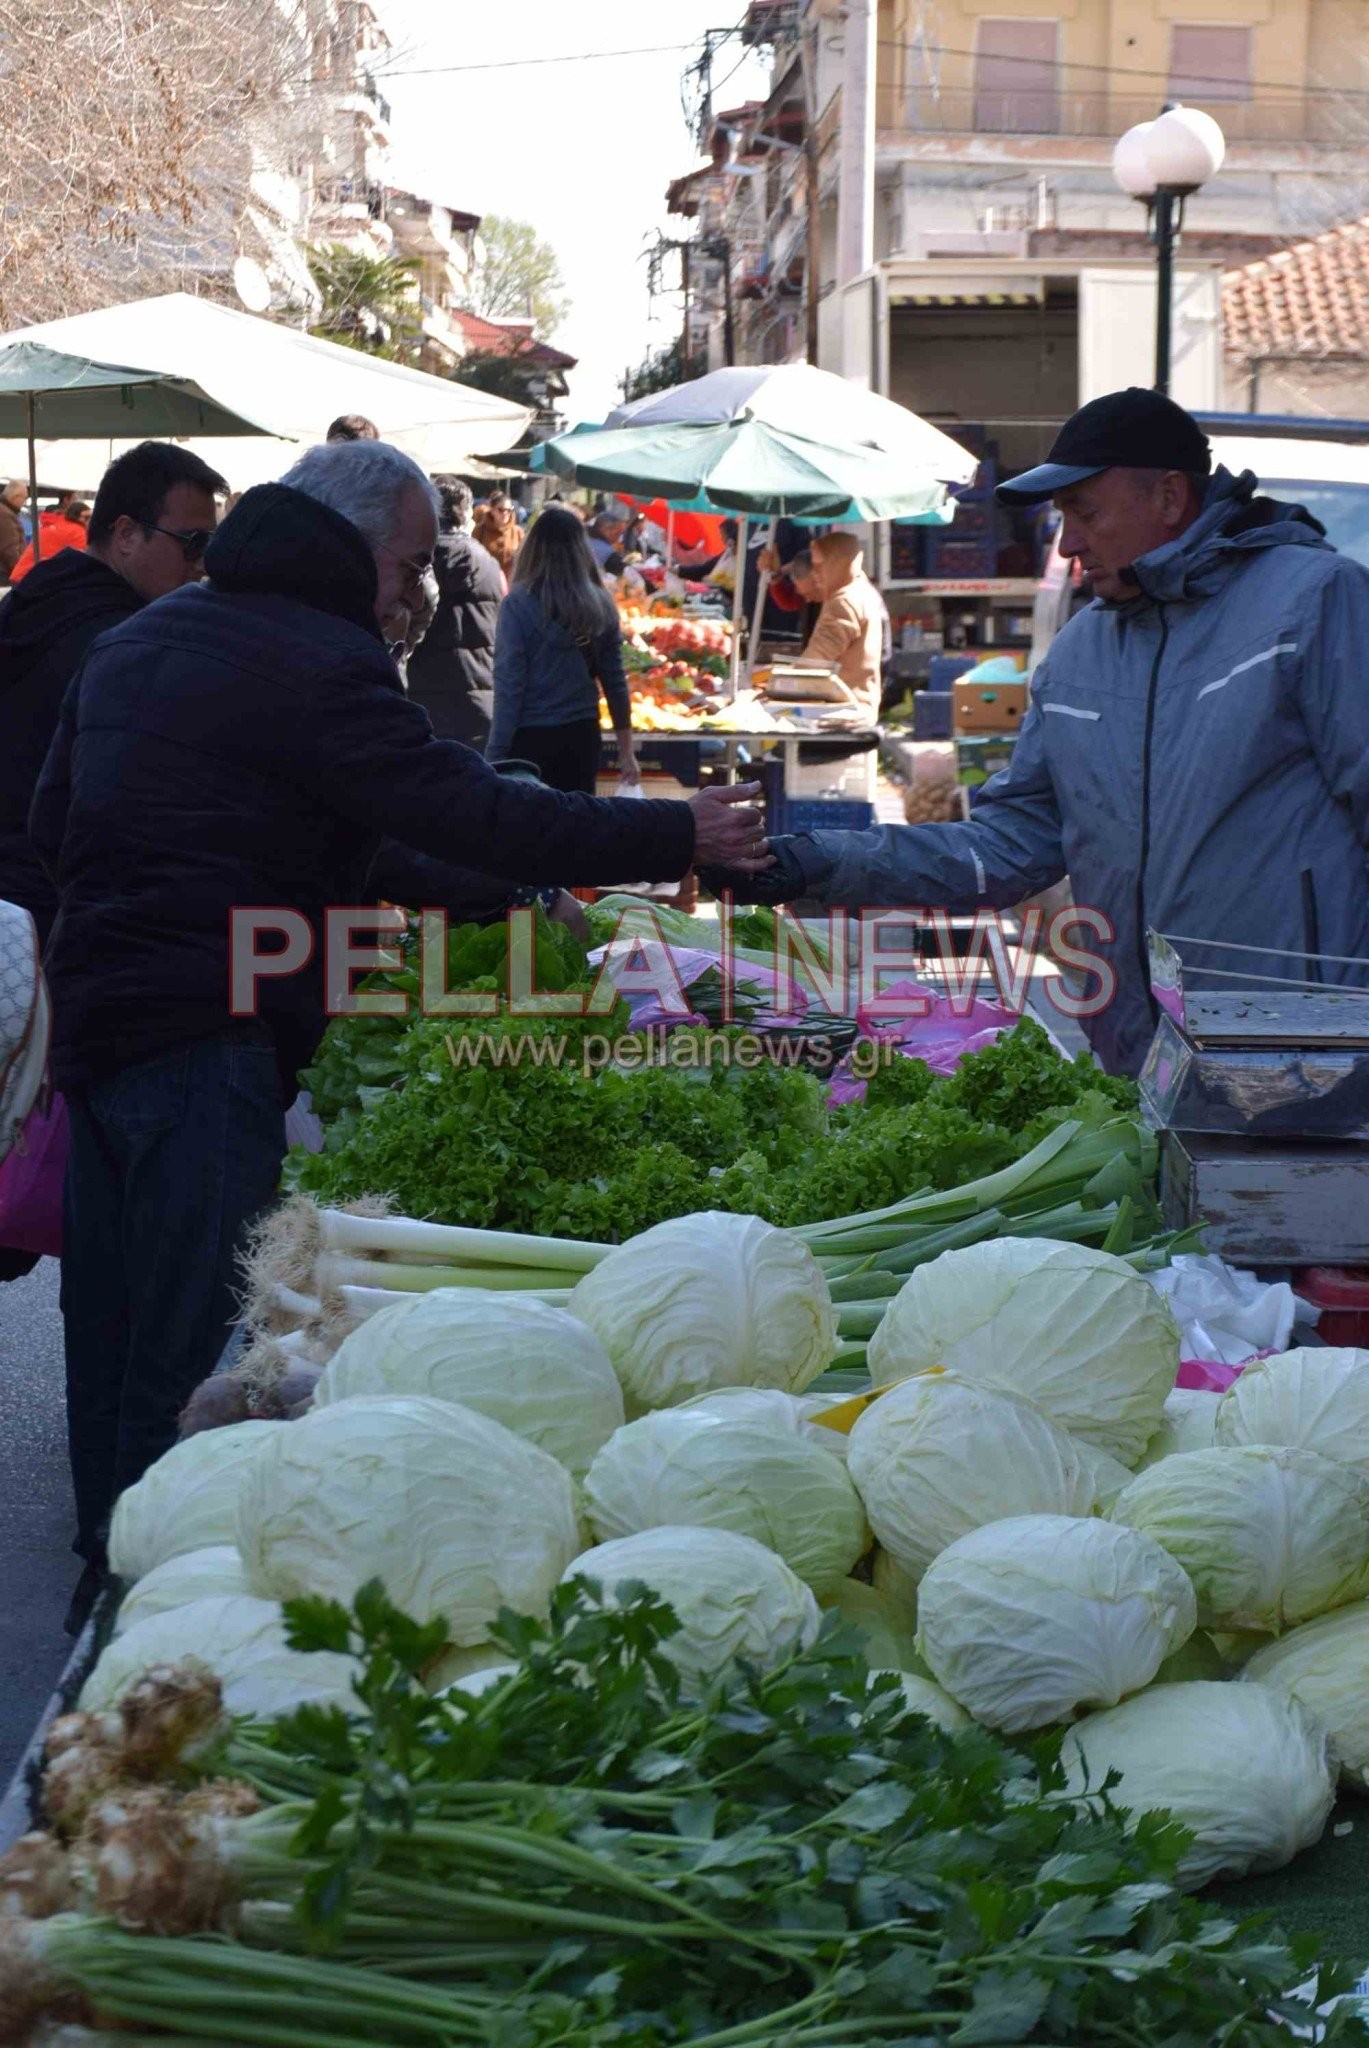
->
[974, 20, 1061, 134]
[1168, 25, 1252, 102]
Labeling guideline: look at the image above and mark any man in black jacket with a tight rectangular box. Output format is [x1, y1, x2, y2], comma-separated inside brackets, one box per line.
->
[0, 441, 226, 941]
[32, 438, 766, 1608]
[405, 474, 503, 748]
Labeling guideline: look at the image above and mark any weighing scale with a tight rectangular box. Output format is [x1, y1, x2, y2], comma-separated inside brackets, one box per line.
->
[1140, 932, 1369, 1264]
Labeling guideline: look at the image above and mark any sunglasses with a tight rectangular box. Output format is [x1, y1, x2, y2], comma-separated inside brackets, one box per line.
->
[376, 538, 435, 589]
[144, 521, 214, 562]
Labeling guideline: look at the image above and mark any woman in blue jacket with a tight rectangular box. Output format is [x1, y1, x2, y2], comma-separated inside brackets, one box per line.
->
[489, 503, 639, 792]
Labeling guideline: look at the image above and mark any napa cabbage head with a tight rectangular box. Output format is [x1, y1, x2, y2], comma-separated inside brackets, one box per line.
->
[315, 1290, 624, 1478]
[882, 1671, 971, 1734]
[847, 1371, 1099, 1582]
[1215, 1347, 1369, 1477]
[565, 1525, 820, 1684]
[821, 1578, 925, 1675]
[113, 1547, 249, 1637]
[237, 1394, 582, 1644]
[1061, 1681, 1333, 1888]
[1243, 1600, 1369, 1790]
[568, 1211, 835, 1415]
[1110, 1444, 1369, 1633]
[680, 1385, 850, 1461]
[109, 1421, 283, 1583]
[915, 1514, 1196, 1732]
[871, 1547, 920, 1630]
[1137, 1388, 1220, 1469]
[81, 1595, 360, 1718]
[583, 1407, 867, 1594]
[867, 1239, 1178, 1464]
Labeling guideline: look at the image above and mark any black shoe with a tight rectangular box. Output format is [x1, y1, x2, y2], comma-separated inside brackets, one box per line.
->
[64, 1557, 110, 1638]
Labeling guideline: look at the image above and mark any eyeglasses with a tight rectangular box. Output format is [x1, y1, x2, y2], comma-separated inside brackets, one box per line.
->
[143, 522, 214, 562]
[376, 539, 434, 590]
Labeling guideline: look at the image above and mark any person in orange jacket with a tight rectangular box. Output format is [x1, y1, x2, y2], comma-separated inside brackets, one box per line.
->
[10, 494, 90, 582]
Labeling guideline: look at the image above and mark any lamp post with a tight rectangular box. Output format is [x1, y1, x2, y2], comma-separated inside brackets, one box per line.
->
[1112, 105, 1226, 396]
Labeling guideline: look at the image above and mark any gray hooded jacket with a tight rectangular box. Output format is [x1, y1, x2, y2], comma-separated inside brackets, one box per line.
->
[784, 467, 1369, 1074]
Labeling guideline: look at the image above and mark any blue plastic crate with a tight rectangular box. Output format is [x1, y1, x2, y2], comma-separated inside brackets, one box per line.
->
[928, 654, 979, 692]
[913, 689, 954, 740]
[772, 796, 876, 835]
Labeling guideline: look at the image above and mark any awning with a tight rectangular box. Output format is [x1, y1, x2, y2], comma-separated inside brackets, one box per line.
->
[889, 275, 1046, 308]
[898, 291, 1040, 307]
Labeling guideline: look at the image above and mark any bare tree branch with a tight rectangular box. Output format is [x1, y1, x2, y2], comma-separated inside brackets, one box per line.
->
[0, 0, 324, 326]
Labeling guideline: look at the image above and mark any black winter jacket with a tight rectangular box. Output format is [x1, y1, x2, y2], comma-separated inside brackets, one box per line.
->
[405, 528, 503, 747]
[0, 550, 142, 940]
[32, 484, 695, 1093]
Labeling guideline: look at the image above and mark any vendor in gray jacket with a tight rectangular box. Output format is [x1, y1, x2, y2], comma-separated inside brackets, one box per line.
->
[701, 388, 1369, 1075]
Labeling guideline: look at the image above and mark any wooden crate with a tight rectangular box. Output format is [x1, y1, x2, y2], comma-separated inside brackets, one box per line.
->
[1160, 1133, 1369, 1264]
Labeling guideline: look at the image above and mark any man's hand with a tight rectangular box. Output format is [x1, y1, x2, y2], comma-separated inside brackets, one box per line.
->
[687, 780, 769, 872]
[548, 889, 591, 943]
[697, 837, 809, 907]
[757, 543, 781, 576]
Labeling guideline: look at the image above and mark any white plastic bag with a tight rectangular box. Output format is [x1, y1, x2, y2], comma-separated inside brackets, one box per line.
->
[1147, 1253, 1313, 1365]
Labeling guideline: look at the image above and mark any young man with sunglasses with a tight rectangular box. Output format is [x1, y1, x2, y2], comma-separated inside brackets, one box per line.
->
[0, 440, 226, 945]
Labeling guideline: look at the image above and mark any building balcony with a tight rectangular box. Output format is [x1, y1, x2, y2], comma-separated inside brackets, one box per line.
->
[879, 78, 1343, 152]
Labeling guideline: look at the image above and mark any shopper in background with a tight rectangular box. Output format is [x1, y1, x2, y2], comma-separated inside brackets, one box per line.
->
[765, 545, 820, 616]
[473, 490, 521, 581]
[489, 501, 640, 792]
[10, 494, 91, 582]
[326, 414, 380, 443]
[585, 502, 628, 577]
[0, 480, 29, 580]
[405, 474, 504, 749]
[0, 442, 226, 942]
[789, 531, 885, 723]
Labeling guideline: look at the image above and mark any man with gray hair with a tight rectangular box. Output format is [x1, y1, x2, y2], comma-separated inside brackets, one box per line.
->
[31, 436, 769, 1619]
[404, 472, 503, 749]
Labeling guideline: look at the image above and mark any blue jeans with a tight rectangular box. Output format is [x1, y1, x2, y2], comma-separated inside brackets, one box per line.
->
[61, 1033, 286, 1560]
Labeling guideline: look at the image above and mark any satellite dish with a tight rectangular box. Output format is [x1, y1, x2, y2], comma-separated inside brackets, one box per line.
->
[233, 257, 272, 314]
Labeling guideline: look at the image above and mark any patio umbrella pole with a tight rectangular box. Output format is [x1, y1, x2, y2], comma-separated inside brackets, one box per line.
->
[26, 393, 39, 563]
[746, 515, 778, 686]
[729, 513, 748, 700]
[666, 505, 675, 581]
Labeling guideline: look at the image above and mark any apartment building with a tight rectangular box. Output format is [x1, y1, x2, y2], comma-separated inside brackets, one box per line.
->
[671, 0, 1369, 467]
[226, 0, 397, 313]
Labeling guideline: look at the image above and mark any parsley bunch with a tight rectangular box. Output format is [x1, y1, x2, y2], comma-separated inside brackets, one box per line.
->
[95, 1584, 1361, 2048]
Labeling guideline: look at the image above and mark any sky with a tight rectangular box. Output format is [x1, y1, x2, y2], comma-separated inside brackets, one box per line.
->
[378, 3, 772, 422]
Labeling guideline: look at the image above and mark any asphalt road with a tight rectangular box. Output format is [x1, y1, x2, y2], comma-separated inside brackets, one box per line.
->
[0, 1258, 77, 1788]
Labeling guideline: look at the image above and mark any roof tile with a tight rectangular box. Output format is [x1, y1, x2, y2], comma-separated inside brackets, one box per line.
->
[1224, 215, 1369, 362]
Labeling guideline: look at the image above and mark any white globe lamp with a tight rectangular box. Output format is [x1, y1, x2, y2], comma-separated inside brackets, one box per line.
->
[1112, 122, 1158, 201]
[1146, 105, 1226, 191]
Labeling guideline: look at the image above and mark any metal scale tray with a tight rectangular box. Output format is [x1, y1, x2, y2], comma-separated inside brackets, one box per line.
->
[1140, 933, 1369, 1264]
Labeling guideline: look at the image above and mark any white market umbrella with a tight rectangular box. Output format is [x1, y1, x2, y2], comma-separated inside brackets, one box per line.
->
[0, 293, 532, 493]
[551, 363, 978, 690]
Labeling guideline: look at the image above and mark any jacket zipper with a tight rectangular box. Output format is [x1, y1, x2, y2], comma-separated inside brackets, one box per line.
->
[1135, 606, 1168, 1020]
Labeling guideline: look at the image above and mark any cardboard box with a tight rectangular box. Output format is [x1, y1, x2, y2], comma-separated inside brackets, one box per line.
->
[952, 678, 1028, 734]
[955, 734, 1017, 787]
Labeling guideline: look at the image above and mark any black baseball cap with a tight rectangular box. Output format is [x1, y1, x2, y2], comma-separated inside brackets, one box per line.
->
[995, 388, 1212, 505]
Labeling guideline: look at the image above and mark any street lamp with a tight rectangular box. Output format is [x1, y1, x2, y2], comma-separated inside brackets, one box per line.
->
[1112, 105, 1226, 396]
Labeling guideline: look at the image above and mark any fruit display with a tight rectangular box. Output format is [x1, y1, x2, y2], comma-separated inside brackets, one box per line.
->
[609, 605, 738, 730]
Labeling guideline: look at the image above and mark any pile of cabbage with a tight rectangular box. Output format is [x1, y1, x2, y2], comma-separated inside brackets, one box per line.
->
[93, 1211, 1369, 1896]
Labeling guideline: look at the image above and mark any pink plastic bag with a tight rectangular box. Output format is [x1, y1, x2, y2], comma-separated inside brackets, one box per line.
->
[0, 1093, 66, 1257]
[830, 986, 1013, 1105]
[1173, 1353, 1277, 1393]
